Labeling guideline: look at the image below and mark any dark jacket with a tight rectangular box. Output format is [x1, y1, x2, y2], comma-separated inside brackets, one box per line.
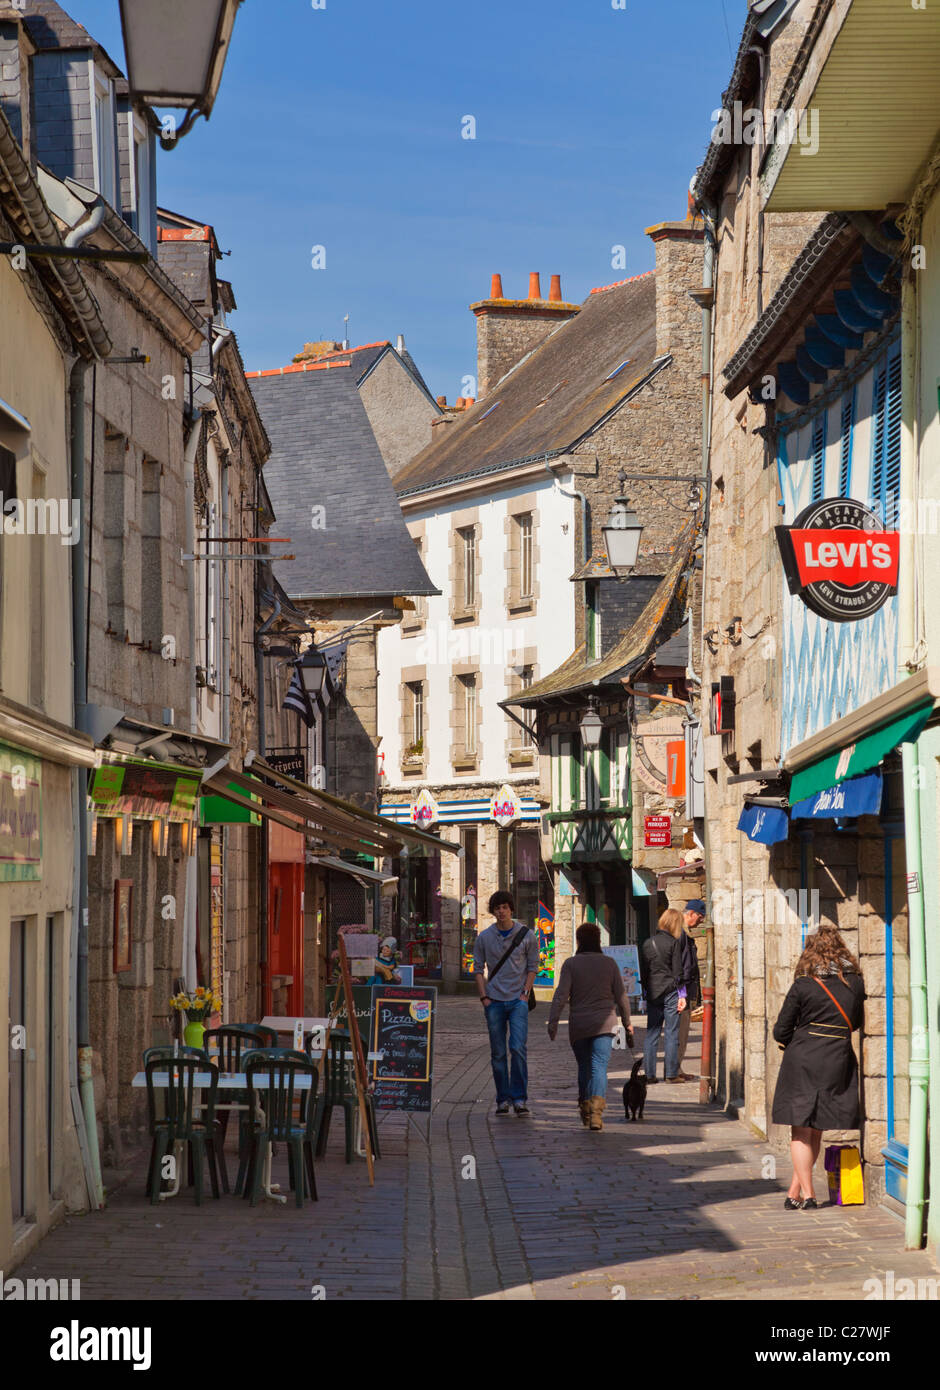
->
[640, 930, 683, 1003]
[679, 930, 701, 1008]
[771, 970, 865, 1129]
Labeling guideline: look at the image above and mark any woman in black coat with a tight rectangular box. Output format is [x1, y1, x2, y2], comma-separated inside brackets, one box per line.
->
[772, 926, 865, 1210]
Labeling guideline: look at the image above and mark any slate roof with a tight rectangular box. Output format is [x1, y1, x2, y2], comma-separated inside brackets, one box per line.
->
[21, 0, 124, 76]
[248, 366, 439, 601]
[393, 272, 660, 497]
[502, 523, 696, 706]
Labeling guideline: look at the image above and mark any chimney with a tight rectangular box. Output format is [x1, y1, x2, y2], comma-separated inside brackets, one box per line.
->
[396, 334, 406, 352]
[645, 208, 705, 363]
[470, 272, 579, 399]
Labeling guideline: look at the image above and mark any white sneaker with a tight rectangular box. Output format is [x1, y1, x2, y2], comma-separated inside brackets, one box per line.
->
[495, 1101, 510, 1115]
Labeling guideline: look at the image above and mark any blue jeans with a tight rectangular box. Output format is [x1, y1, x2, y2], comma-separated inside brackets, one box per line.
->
[571, 1034, 614, 1100]
[644, 990, 680, 1080]
[484, 999, 529, 1102]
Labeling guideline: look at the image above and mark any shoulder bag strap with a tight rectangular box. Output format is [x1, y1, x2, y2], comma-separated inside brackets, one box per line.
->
[487, 926, 529, 983]
[813, 976, 853, 1029]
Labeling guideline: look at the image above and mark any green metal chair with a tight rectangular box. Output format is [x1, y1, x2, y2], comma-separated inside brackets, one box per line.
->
[144, 1055, 225, 1204]
[313, 1031, 381, 1164]
[242, 1051, 320, 1208]
[142, 1046, 210, 1195]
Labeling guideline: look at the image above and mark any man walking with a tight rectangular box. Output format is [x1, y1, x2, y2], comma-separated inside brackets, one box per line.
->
[677, 899, 705, 1079]
[474, 891, 538, 1115]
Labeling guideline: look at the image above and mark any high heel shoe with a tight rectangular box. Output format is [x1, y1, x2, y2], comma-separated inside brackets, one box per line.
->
[783, 1196, 803, 1210]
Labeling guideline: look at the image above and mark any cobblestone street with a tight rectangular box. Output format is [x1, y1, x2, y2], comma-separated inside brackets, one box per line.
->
[20, 998, 936, 1301]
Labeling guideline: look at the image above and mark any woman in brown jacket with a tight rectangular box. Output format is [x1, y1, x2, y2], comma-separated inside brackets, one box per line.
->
[547, 923, 633, 1131]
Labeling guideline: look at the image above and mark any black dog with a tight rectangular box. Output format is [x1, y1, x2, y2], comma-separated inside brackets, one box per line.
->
[623, 1059, 647, 1121]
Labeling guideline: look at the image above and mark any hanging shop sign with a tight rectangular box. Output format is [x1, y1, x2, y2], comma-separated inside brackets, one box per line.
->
[90, 760, 200, 823]
[267, 752, 306, 783]
[775, 498, 900, 622]
[491, 784, 523, 828]
[710, 677, 735, 735]
[790, 769, 883, 821]
[410, 788, 439, 827]
[644, 814, 672, 848]
[737, 803, 789, 845]
[633, 718, 686, 795]
[0, 743, 41, 881]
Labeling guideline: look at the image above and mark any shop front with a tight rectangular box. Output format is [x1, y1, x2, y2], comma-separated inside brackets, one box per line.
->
[381, 787, 548, 987]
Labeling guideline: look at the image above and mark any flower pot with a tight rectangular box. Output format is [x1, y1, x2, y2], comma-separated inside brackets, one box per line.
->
[183, 1020, 206, 1050]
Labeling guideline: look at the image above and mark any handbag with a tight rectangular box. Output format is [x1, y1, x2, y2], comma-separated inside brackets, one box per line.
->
[487, 926, 537, 1011]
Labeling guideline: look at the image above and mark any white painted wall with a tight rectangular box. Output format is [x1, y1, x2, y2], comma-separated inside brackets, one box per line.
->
[377, 473, 577, 788]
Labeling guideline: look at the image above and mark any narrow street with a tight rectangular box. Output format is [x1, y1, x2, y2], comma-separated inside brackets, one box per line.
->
[20, 998, 933, 1302]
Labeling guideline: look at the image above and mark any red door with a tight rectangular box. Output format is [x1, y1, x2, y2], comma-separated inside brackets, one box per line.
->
[268, 860, 304, 1016]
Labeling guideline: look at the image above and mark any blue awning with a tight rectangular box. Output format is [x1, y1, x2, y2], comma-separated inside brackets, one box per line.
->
[791, 770, 883, 821]
[631, 869, 652, 897]
[737, 804, 790, 845]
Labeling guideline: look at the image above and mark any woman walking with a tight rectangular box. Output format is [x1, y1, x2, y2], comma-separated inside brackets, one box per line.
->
[547, 923, 633, 1131]
[640, 909, 687, 1083]
[772, 926, 865, 1210]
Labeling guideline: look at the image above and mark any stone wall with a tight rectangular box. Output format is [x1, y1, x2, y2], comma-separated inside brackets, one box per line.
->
[474, 300, 578, 400]
[359, 351, 440, 477]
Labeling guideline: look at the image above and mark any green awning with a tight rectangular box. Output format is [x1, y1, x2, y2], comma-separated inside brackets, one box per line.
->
[789, 702, 934, 806]
[200, 780, 261, 827]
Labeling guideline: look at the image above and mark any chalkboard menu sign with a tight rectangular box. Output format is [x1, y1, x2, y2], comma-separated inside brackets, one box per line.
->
[370, 985, 436, 1112]
[325, 984, 373, 1047]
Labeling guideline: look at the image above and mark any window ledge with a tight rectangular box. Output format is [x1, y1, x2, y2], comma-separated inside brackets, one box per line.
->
[508, 749, 535, 767]
[451, 609, 478, 625]
[453, 756, 478, 772]
[508, 600, 535, 616]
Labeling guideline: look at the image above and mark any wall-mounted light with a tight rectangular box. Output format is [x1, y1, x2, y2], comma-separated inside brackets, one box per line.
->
[115, 815, 133, 856]
[602, 477, 644, 576]
[152, 820, 169, 856]
[580, 696, 603, 750]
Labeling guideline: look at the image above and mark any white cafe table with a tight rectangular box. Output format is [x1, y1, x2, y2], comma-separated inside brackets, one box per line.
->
[261, 1016, 331, 1035]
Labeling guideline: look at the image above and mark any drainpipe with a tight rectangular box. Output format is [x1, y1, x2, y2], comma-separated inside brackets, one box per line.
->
[69, 356, 104, 1209]
[694, 193, 718, 1102]
[256, 595, 281, 1018]
[182, 400, 203, 989]
[898, 269, 929, 1247]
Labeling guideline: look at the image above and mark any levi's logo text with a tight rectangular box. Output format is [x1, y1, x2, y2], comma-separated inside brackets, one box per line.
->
[775, 498, 899, 622]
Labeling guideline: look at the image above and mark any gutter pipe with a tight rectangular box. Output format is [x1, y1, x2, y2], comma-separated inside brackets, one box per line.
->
[69, 357, 103, 1209]
[898, 269, 929, 1248]
[694, 191, 718, 1104]
[182, 399, 203, 988]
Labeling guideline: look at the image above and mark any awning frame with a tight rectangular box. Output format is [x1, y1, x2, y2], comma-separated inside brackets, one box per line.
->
[782, 667, 940, 774]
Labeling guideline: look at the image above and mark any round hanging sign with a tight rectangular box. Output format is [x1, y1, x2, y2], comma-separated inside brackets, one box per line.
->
[775, 497, 899, 623]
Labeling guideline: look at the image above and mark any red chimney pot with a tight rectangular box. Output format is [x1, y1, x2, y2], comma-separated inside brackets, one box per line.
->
[490, 273, 504, 299]
[549, 274, 562, 302]
[528, 272, 542, 301]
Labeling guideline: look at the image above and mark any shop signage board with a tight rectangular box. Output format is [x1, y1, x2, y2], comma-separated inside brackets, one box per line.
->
[90, 760, 200, 823]
[0, 743, 41, 881]
[370, 984, 436, 1112]
[775, 498, 900, 622]
[644, 815, 671, 848]
[603, 944, 642, 998]
[324, 984, 373, 1047]
[267, 752, 306, 782]
[633, 718, 686, 795]
[410, 788, 439, 827]
[491, 784, 523, 828]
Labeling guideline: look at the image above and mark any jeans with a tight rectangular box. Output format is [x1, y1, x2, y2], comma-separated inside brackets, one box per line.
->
[644, 990, 680, 1080]
[484, 998, 529, 1102]
[570, 1034, 614, 1100]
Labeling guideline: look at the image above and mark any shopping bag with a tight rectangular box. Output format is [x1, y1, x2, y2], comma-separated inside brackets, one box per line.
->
[824, 1143, 864, 1206]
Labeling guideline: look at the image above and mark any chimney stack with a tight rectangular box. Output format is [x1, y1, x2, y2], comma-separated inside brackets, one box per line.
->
[397, 333, 406, 352]
[646, 208, 705, 362]
[470, 272, 579, 399]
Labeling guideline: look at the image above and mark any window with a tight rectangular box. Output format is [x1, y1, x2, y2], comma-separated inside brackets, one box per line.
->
[519, 515, 533, 598]
[463, 675, 477, 757]
[29, 465, 45, 708]
[810, 412, 826, 502]
[839, 391, 855, 496]
[458, 526, 476, 610]
[407, 535, 427, 625]
[403, 680, 425, 762]
[508, 666, 535, 751]
[520, 668, 534, 746]
[141, 458, 164, 649]
[94, 74, 117, 205]
[132, 116, 154, 250]
[871, 349, 902, 527]
[413, 683, 424, 744]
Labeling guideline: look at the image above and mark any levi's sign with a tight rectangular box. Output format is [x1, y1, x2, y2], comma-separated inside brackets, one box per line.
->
[775, 498, 899, 622]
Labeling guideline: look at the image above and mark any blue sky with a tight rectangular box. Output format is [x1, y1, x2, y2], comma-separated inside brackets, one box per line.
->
[71, 0, 736, 400]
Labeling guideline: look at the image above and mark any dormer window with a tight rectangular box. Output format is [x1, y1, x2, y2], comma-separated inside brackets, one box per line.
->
[93, 72, 117, 205]
[132, 113, 155, 250]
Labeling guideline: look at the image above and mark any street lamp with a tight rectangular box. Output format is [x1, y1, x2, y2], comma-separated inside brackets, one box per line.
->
[298, 650, 328, 698]
[602, 474, 643, 575]
[119, 0, 243, 147]
[580, 697, 603, 750]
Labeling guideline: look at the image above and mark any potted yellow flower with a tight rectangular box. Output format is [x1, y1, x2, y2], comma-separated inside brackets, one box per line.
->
[170, 986, 221, 1050]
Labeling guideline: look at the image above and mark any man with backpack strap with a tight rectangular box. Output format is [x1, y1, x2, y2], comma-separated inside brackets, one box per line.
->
[474, 891, 539, 1115]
